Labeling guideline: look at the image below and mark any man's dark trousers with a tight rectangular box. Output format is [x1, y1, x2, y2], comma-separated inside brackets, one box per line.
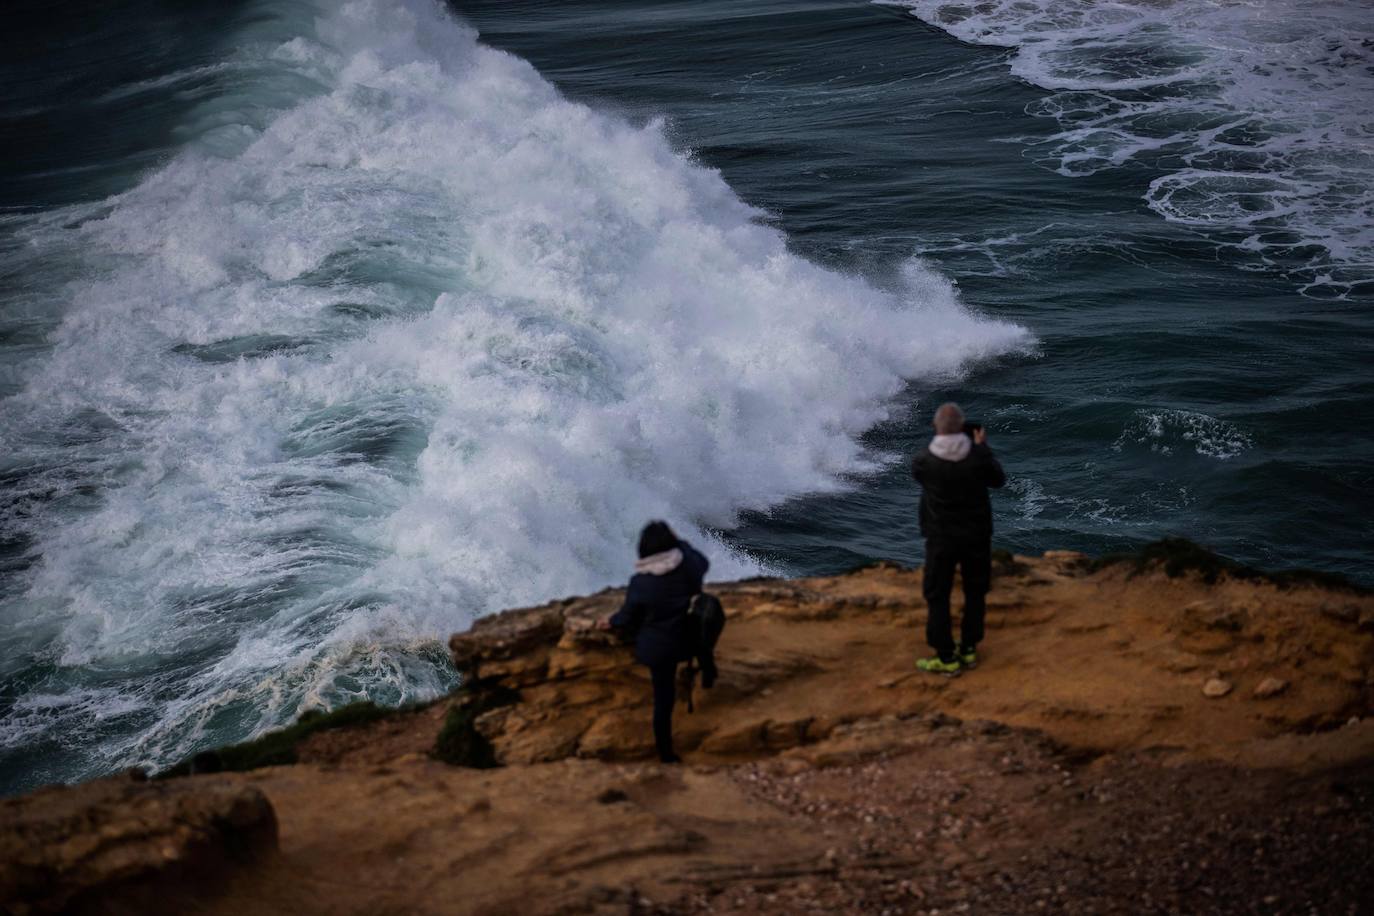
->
[922, 538, 991, 660]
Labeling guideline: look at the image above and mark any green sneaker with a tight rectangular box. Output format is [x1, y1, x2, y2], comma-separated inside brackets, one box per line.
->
[957, 645, 978, 669]
[916, 655, 962, 677]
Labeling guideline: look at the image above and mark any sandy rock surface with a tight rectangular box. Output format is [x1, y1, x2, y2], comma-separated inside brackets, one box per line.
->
[0, 774, 276, 915]
[449, 557, 1374, 770]
[4, 554, 1373, 915]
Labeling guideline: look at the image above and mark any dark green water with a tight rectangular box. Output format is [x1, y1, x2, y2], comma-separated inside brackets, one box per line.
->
[455, 0, 1374, 576]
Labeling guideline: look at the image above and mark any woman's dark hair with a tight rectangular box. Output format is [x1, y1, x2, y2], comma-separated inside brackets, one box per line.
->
[637, 520, 678, 558]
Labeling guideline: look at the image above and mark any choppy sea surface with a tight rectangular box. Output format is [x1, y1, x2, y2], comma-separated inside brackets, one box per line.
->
[2, 0, 1371, 794]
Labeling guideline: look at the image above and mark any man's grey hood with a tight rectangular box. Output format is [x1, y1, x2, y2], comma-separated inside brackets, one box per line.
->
[929, 433, 971, 462]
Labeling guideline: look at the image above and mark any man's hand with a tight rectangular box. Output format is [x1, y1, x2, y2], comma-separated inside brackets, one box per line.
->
[973, 427, 988, 446]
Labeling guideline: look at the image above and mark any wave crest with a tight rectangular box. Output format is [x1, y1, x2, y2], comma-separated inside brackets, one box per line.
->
[0, 0, 1030, 783]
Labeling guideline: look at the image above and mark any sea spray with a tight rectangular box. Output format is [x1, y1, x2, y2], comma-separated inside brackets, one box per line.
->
[0, 0, 1031, 791]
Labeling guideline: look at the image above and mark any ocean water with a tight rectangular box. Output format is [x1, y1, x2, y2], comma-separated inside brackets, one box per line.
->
[0, 0, 1370, 794]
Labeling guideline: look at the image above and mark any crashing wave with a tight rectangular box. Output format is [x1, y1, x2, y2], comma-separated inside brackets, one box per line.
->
[0, 0, 1031, 784]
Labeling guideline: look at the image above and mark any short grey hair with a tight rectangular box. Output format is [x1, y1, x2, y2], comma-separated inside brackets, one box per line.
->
[933, 402, 964, 435]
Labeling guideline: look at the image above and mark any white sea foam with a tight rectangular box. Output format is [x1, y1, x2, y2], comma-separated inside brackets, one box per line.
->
[1005, 474, 1195, 529]
[881, 0, 1374, 296]
[1113, 408, 1253, 459]
[0, 0, 1031, 777]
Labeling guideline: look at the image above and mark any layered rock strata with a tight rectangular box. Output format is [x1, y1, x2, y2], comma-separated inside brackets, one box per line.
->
[3, 552, 1372, 915]
[449, 555, 1374, 769]
[0, 775, 276, 915]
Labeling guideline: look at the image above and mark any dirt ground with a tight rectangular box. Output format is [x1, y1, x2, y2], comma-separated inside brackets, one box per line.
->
[7, 552, 1374, 915]
[202, 554, 1374, 915]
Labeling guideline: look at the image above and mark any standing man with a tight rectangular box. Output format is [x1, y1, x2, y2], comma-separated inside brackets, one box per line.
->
[912, 402, 1006, 675]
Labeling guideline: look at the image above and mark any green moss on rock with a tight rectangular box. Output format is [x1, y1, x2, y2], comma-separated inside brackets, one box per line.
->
[433, 683, 519, 769]
[159, 701, 399, 778]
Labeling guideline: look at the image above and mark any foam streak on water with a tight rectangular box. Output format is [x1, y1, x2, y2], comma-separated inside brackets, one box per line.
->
[0, 0, 1030, 788]
[881, 0, 1374, 297]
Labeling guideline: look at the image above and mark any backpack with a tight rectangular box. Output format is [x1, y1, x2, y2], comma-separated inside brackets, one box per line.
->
[681, 592, 726, 712]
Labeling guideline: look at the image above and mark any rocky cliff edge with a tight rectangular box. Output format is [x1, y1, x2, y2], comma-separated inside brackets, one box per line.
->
[4, 546, 1373, 915]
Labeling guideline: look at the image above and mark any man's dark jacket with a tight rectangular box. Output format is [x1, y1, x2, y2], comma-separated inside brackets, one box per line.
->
[911, 441, 1007, 542]
[610, 540, 709, 667]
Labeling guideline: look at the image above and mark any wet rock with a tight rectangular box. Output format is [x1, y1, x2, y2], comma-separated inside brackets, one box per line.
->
[1253, 677, 1289, 700]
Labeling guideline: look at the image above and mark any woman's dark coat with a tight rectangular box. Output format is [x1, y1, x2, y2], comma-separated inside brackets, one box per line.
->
[609, 540, 709, 667]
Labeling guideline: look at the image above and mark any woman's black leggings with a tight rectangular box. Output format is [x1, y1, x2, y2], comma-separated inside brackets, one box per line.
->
[649, 662, 677, 761]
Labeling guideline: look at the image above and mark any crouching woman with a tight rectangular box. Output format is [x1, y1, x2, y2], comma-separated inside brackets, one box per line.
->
[600, 520, 709, 763]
